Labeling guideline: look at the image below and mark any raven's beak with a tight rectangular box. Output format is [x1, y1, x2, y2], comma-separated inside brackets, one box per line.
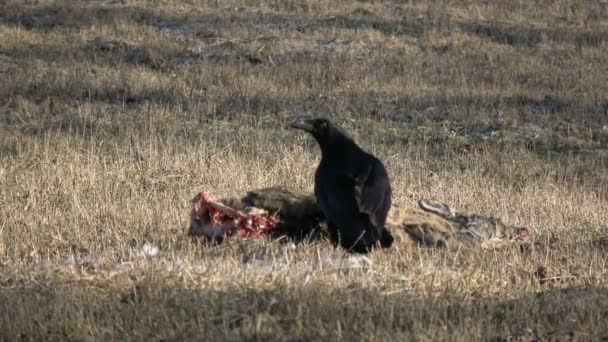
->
[290, 118, 314, 132]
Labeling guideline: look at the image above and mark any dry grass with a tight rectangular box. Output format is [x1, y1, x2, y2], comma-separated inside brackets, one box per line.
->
[1, 0, 608, 340]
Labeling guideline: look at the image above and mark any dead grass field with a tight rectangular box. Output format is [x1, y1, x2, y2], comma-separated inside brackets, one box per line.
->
[1, 0, 608, 340]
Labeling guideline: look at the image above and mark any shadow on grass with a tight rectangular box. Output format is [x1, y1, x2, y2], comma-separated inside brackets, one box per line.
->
[3, 87, 607, 158]
[0, 284, 606, 341]
[0, 3, 422, 72]
[0, 3, 424, 37]
[461, 21, 608, 48]
[3, 2, 608, 51]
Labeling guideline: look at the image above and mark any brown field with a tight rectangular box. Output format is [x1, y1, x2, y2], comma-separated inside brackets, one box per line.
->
[1, 0, 608, 340]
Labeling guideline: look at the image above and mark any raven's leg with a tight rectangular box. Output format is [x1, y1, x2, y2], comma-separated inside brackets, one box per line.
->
[326, 221, 340, 248]
[328, 222, 374, 254]
[342, 228, 372, 254]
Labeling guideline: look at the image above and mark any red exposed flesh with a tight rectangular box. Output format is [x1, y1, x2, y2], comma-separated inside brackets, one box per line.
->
[192, 191, 279, 238]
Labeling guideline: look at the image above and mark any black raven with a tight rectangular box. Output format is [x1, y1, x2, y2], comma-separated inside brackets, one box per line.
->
[290, 117, 394, 253]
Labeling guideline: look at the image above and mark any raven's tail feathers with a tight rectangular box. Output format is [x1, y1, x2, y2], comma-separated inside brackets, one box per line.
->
[380, 229, 394, 248]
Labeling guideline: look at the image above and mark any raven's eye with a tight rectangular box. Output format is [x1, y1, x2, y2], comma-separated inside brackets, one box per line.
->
[319, 121, 328, 129]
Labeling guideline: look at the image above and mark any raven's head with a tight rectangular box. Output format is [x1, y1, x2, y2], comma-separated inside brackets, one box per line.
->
[289, 117, 335, 142]
[290, 117, 357, 156]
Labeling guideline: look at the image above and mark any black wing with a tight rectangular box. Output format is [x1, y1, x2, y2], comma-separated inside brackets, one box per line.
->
[353, 156, 392, 233]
